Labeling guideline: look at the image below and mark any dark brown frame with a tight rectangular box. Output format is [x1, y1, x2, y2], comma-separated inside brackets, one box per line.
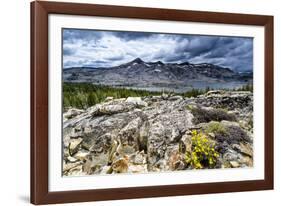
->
[31, 0, 274, 204]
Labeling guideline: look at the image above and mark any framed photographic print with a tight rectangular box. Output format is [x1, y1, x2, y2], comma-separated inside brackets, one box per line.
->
[30, 1, 274, 204]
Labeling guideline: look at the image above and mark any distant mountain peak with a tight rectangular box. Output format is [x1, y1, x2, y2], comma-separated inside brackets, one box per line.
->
[179, 61, 190, 66]
[156, 60, 164, 65]
[130, 58, 144, 64]
[151, 60, 164, 65]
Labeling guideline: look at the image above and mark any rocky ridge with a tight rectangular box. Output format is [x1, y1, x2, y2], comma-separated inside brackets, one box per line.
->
[63, 91, 253, 176]
[63, 58, 252, 91]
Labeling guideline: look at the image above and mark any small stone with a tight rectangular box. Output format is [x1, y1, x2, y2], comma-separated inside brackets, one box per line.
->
[169, 95, 183, 101]
[206, 90, 224, 96]
[69, 138, 83, 156]
[70, 132, 83, 139]
[64, 108, 84, 119]
[83, 126, 92, 133]
[180, 133, 192, 153]
[208, 132, 215, 138]
[100, 166, 112, 174]
[128, 164, 148, 173]
[74, 125, 82, 132]
[239, 156, 253, 167]
[74, 150, 90, 161]
[169, 128, 181, 142]
[67, 156, 79, 163]
[223, 150, 239, 161]
[105, 96, 114, 102]
[232, 143, 252, 157]
[131, 151, 147, 164]
[63, 162, 81, 173]
[230, 161, 240, 168]
[173, 160, 186, 170]
[67, 165, 85, 176]
[126, 97, 148, 107]
[161, 93, 169, 100]
[239, 143, 253, 157]
[82, 159, 99, 175]
[232, 144, 241, 151]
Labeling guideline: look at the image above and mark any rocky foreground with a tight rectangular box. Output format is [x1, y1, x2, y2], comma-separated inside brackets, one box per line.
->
[63, 90, 253, 176]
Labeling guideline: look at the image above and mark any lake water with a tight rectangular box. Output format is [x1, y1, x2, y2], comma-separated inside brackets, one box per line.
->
[116, 80, 251, 93]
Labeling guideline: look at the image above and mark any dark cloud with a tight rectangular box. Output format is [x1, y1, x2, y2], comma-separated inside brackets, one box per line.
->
[104, 55, 125, 61]
[180, 36, 219, 57]
[163, 53, 188, 62]
[111, 31, 155, 41]
[63, 47, 75, 56]
[83, 60, 110, 67]
[63, 29, 103, 43]
[63, 29, 253, 72]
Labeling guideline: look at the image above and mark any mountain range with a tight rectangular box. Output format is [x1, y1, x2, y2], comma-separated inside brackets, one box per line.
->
[63, 58, 252, 91]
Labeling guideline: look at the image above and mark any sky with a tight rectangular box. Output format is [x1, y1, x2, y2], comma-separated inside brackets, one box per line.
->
[63, 28, 253, 72]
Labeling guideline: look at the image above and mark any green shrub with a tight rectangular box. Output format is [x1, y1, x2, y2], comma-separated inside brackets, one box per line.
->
[190, 107, 237, 124]
[216, 125, 251, 144]
[185, 130, 219, 169]
[185, 105, 194, 111]
[205, 121, 227, 135]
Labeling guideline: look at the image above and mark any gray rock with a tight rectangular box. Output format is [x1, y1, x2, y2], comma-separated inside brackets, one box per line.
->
[99, 104, 132, 115]
[62, 91, 253, 176]
[169, 95, 183, 101]
[74, 150, 90, 161]
[105, 96, 114, 102]
[68, 138, 83, 156]
[63, 162, 82, 173]
[128, 164, 148, 173]
[180, 133, 192, 154]
[100, 166, 112, 174]
[64, 108, 85, 119]
[230, 161, 240, 168]
[130, 151, 147, 165]
[67, 156, 79, 163]
[66, 165, 85, 176]
[126, 97, 148, 107]
[232, 143, 253, 157]
[223, 149, 239, 161]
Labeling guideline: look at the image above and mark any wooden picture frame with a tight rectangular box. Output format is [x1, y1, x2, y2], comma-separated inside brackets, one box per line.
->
[31, 0, 274, 204]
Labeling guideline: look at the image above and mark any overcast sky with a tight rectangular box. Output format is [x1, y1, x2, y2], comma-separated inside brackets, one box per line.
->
[63, 29, 253, 72]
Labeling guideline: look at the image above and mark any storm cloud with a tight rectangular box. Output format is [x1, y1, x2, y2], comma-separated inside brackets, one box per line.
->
[63, 29, 253, 72]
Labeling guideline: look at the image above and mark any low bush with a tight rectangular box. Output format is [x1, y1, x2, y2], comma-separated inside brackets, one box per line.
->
[205, 121, 227, 135]
[190, 107, 237, 124]
[218, 125, 251, 144]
